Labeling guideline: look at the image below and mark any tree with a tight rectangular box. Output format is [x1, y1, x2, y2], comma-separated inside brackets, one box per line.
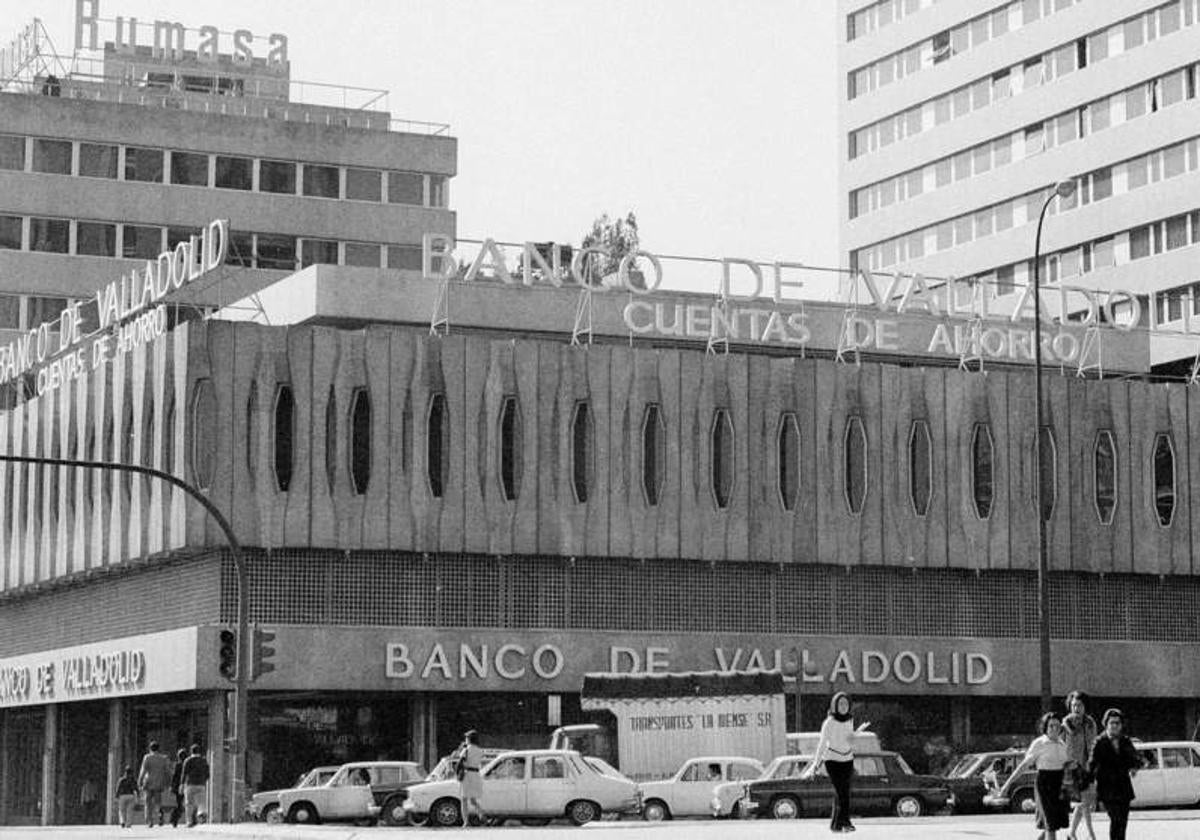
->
[580, 212, 642, 287]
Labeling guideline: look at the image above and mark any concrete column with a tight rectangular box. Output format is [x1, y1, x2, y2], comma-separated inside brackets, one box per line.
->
[409, 694, 438, 771]
[1184, 699, 1200, 742]
[41, 704, 58, 826]
[1, 709, 11, 824]
[106, 699, 125, 826]
[950, 697, 971, 747]
[206, 691, 226, 822]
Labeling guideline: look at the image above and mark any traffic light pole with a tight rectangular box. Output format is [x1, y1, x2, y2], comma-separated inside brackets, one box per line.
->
[0, 454, 250, 821]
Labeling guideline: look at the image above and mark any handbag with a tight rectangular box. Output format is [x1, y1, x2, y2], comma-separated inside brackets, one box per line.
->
[453, 754, 466, 781]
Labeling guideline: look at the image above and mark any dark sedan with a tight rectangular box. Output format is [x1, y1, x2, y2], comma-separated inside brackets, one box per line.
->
[742, 751, 952, 819]
[941, 749, 1024, 813]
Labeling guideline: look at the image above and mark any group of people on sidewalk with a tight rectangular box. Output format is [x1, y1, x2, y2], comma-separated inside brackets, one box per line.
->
[115, 741, 210, 829]
[999, 691, 1143, 840]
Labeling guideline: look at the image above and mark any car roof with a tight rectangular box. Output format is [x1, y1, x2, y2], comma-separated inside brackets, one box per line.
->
[337, 761, 420, 769]
[492, 749, 580, 759]
[683, 756, 764, 764]
[1133, 741, 1200, 748]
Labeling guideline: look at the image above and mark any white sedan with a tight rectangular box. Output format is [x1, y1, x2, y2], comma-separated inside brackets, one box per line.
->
[639, 756, 764, 821]
[403, 749, 641, 827]
[246, 765, 339, 822]
[711, 754, 811, 818]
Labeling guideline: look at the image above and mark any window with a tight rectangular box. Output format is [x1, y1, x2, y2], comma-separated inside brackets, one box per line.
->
[777, 412, 800, 511]
[273, 384, 295, 492]
[301, 239, 338, 267]
[303, 164, 339, 198]
[909, 420, 931, 517]
[532, 757, 564, 779]
[1037, 427, 1056, 521]
[431, 174, 448, 209]
[388, 245, 423, 271]
[0, 134, 24, 170]
[345, 243, 381, 267]
[256, 234, 296, 270]
[124, 146, 163, 182]
[29, 218, 68, 253]
[32, 138, 71, 174]
[346, 167, 381, 201]
[324, 386, 338, 493]
[190, 379, 216, 490]
[972, 424, 994, 519]
[498, 395, 522, 501]
[427, 393, 449, 499]
[571, 401, 593, 504]
[1153, 433, 1175, 526]
[215, 155, 252, 190]
[388, 171, 423, 205]
[123, 225, 162, 259]
[226, 231, 253, 268]
[1129, 226, 1151, 260]
[1167, 214, 1189, 250]
[1092, 431, 1116, 525]
[0, 216, 22, 250]
[76, 221, 116, 256]
[79, 143, 117, 178]
[711, 408, 734, 509]
[348, 388, 371, 495]
[642, 404, 666, 506]
[260, 159, 296, 194]
[487, 757, 526, 780]
[170, 151, 208, 186]
[844, 416, 867, 515]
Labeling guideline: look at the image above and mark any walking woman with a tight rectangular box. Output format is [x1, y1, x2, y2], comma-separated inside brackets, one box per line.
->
[1062, 691, 1099, 840]
[1089, 709, 1141, 840]
[1003, 712, 1071, 840]
[456, 729, 486, 827]
[800, 691, 856, 833]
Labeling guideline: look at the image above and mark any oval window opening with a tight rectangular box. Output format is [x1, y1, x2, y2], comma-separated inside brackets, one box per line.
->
[641, 404, 666, 507]
[909, 419, 931, 517]
[273, 384, 295, 492]
[1037, 427, 1056, 522]
[710, 409, 734, 509]
[1093, 430, 1116, 525]
[843, 416, 867, 515]
[1153, 433, 1175, 527]
[972, 424, 993, 520]
[570, 401, 593, 504]
[427, 393, 449, 498]
[499, 395, 522, 501]
[349, 388, 372, 495]
[190, 378, 216, 491]
[777, 413, 800, 511]
[324, 386, 338, 493]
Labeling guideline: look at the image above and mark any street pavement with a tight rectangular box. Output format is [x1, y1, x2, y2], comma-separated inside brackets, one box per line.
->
[4, 811, 1200, 840]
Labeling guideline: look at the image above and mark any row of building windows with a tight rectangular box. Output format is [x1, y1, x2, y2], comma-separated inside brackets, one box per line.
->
[846, 0, 939, 42]
[848, 0, 1086, 99]
[851, 59, 1199, 220]
[195, 382, 1180, 526]
[848, 0, 1195, 161]
[0, 133, 448, 208]
[0, 214, 427, 272]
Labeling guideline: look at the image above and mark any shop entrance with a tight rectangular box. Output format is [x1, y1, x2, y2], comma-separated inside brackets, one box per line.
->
[56, 702, 109, 824]
[3, 708, 45, 825]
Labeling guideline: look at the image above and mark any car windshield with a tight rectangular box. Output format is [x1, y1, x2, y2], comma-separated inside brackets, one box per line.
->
[894, 755, 914, 775]
[947, 755, 981, 778]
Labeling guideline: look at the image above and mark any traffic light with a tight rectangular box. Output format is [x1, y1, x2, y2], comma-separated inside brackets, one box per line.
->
[218, 629, 238, 680]
[252, 625, 277, 680]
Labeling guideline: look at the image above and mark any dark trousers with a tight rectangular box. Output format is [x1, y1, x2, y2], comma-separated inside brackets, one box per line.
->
[169, 789, 184, 827]
[1103, 798, 1130, 840]
[826, 759, 854, 830]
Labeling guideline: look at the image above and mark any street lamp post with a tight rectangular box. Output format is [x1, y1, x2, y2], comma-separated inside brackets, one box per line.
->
[1032, 179, 1076, 713]
[0, 453, 249, 820]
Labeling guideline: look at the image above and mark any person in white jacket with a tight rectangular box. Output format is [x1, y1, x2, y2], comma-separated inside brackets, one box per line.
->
[801, 691, 857, 833]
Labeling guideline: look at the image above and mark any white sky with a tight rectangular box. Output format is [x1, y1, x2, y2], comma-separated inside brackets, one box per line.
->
[7, 1, 841, 297]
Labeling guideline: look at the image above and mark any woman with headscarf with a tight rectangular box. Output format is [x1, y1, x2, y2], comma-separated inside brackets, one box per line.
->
[1088, 709, 1141, 840]
[800, 691, 856, 833]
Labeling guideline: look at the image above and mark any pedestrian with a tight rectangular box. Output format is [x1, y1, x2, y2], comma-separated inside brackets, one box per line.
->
[1062, 691, 1099, 840]
[79, 777, 100, 823]
[1088, 709, 1141, 840]
[456, 729, 486, 827]
[115, 765, 138, 829]
[800, 691, 856, 833]
[1003, 712, 1071, 840]
[138, 740, 172, 827]
[180, 743, 210, 827]
[168, 748, 188, 827]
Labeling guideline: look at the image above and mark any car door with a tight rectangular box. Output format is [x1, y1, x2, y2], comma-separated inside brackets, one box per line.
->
[1131, 747, 1164, 807]
[673, 761, 724, 816]
[325, 767, 374, 819]
[525, 756, 571, 816]
[481, 756, 527, 816]
[1158, 746, 1200, 806]
[851, 756, 890, 814]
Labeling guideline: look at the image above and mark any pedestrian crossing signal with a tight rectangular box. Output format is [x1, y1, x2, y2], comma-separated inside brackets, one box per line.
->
[218, 629, 238, 680]
[252, 626, 277, 680]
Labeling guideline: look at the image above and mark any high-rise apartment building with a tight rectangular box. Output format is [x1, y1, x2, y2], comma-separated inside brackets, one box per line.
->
[838, 0, 1200, 368]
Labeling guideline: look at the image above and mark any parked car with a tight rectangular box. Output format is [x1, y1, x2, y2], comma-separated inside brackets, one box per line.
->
[639, 756, 764, 821]
[711, 754, 812, 818]
[742, 751, 952, 819]
[986, 740, 1200, 813]
[403, 749, 641, 827]
[278, 760, 426, 825]
[941, 749, 1024, 813]
[246, 765, 339, 822]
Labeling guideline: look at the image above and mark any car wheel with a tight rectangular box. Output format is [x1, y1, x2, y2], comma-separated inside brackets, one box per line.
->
[287, 802, 320, 825]
[431, 797, 462, 828]
[262, 803, 281, 824]
[1011, 789, 1036, 815]
[642, 799, 671, 821]
[567, 799, 600, 826]
[894, 795, 924, 818]
[381, 795, 409, 826]
[770, 795, 800, 819]
[520, 818, 552, 826]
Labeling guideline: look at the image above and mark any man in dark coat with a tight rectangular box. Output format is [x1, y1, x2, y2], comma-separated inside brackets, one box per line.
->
[1088, 709, 1141, 840]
